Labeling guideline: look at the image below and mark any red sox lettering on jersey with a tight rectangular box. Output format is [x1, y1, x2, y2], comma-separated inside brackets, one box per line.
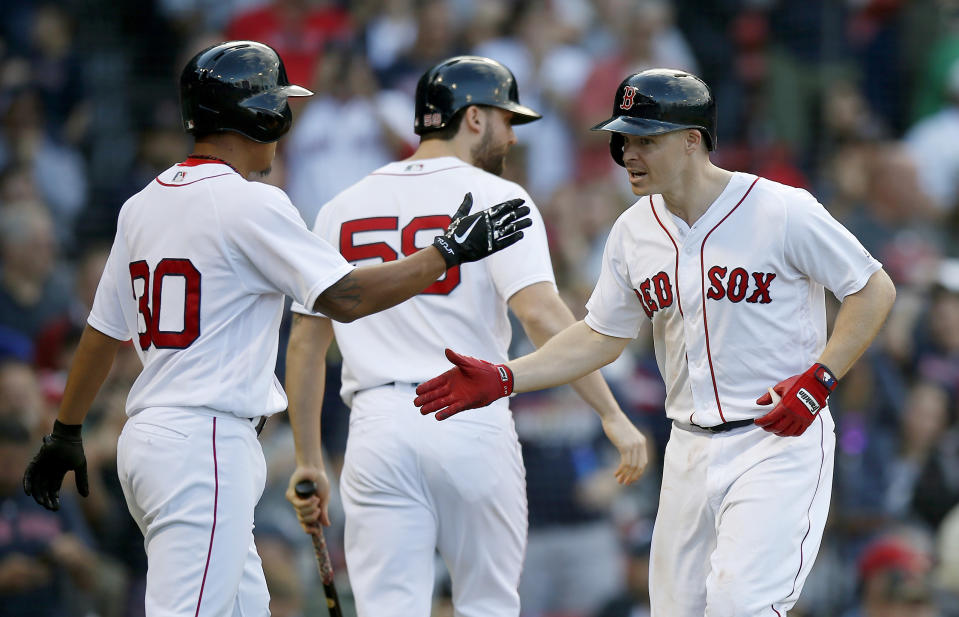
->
[633, 268, 776, 318]
[584, 172, 881, 428]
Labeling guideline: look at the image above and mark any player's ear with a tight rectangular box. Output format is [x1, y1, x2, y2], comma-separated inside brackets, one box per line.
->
[462, 105, 484, 135]
[685, 129, 703, 153]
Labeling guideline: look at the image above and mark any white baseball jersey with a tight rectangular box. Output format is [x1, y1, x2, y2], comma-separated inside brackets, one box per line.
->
[585, 171, 881, 427]
[89, 157, 354, 418]
[293, 155, 552, 617]
[292, 155, 555, 409]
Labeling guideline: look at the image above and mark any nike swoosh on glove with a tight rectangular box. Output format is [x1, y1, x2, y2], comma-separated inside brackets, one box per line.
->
[414, 348, 513, 420]
[754, 363, 837, 437]
[432, 192, 532, 268]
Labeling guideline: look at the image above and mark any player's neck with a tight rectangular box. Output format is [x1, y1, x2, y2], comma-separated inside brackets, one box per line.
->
[191, 135, 275, 179]
[407, 138, 471, 165]
[661, 163, 733, 226]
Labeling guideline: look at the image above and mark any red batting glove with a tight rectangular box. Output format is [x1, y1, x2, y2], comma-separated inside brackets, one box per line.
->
[414, 349, 513, 420]
[755, 363, 838, 436]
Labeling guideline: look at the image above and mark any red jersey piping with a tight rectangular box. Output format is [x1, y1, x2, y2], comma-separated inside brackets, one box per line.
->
[194, 417, 219, 616]
[178, 156, 232, 167]
[699, 177, 759, 422]
[650, 196, 684, 317]
[787, 417, 826, 602]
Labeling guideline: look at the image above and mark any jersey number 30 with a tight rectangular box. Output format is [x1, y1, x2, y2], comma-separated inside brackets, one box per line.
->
[129, 259, 201, 350]
[340, 216, 459, 295]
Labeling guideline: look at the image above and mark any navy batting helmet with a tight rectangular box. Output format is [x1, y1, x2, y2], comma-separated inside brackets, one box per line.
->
[180, 41, 313, 144]
[414, 56, 542, 135]
[591, 69, 716, 166]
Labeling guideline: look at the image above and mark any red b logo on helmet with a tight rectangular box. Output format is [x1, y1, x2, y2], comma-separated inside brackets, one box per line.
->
[620, 86, 638, 110]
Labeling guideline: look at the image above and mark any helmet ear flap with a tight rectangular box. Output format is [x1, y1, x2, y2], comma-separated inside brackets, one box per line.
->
[610, 133, 625, 167]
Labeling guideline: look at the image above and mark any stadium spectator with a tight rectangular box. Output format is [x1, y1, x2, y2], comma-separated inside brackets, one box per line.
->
[842, 533, 939, 617]
[0, 417, 121, 617]
[0, 201, 70, 340]
[906, 58, 959, 215]
[285, 46, 410, 225]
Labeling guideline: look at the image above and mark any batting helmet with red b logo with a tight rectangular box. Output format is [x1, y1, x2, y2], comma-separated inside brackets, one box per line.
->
[591, 69, 717, 166]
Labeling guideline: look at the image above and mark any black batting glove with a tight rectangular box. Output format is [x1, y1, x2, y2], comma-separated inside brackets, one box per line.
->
[432, 192, 532, 268]
[23, 420, 89, 511]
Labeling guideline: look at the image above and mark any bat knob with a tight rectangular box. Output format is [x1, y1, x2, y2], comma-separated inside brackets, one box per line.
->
[294, 480, 318, 498]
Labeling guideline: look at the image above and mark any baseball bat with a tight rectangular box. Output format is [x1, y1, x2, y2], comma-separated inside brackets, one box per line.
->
[294, 480, 344, 617]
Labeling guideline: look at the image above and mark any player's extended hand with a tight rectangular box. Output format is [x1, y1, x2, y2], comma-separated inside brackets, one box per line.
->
[432, 192, 532, 268]
[286, 466, 331, 534]
[754, 363, 838, 437]
[600, 413, 649, 484]
[414, 348, 513, 420]
[23, 420, 89, 511]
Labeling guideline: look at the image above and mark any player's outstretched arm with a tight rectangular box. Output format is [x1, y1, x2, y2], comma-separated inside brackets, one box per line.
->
[284, 313, 333, 533]
[756, 268, 896, 436]
[415, 321, 629, 419]
[509, 283, 647, 484]
[23, 325, 122, 511]
[314, 193, 531, 322]
[511, 321, 630, 392]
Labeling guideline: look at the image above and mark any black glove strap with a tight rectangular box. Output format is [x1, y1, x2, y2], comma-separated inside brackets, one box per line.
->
[52, 420, 83, 441]
[432, 236, 459, 269]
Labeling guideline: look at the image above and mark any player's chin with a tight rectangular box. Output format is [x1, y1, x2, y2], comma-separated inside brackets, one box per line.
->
[627, 173, 652, 195]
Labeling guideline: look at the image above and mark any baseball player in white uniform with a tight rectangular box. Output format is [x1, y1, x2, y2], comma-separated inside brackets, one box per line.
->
[414, 69, 898, 616]
[284, 56, 648, 617]
[21, 42, 532, 617]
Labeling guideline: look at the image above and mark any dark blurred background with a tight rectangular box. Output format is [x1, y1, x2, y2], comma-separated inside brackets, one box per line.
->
[1, 1, 959, 616]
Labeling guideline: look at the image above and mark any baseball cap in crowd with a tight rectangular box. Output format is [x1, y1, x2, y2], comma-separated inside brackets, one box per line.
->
[858, 536, 933, 603]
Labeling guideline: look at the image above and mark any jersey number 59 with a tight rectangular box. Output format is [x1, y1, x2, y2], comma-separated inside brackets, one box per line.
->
[129, 259, 201, 350]
[340, 216, 460, 295]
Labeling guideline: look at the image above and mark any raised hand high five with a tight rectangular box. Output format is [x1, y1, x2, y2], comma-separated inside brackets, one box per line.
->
[432, 193, 531, 268]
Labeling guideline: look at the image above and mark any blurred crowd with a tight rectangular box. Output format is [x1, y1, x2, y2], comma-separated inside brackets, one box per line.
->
[2, 0, 959, 616]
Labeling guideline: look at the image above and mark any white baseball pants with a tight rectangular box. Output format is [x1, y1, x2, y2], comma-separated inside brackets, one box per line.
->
[117, 407, 269, 617]
[340, 383, 527, 617]
[649, 411, 835, 617]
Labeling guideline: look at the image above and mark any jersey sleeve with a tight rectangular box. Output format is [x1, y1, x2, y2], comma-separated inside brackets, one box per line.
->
[484, 188, 556, 301]
[783, 188, 882, 301]
[584, 218, 647, 338]
[87, 223, 133, 341]
[290, 197, 338, 316]
[223, 184, 354, 310]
